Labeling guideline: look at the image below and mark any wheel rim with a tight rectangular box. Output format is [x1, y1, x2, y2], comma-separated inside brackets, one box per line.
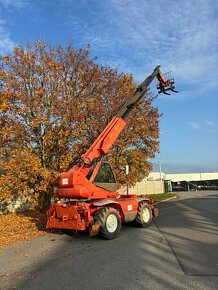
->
[142, 207, 150, 223]
[106, 214, 118, 233]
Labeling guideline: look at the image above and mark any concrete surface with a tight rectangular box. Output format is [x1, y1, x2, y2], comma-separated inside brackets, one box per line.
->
[0, 190, 218, 290]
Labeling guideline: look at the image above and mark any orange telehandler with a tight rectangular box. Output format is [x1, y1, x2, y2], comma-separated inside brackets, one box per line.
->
[46, 65, 177, 239]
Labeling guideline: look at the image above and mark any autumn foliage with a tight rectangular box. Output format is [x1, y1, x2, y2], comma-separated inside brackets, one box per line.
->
[0, 42, 160, 208]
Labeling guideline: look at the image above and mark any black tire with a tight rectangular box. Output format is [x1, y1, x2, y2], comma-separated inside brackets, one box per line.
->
[94, 207, 121, 240]
[135, 203, 152, 228]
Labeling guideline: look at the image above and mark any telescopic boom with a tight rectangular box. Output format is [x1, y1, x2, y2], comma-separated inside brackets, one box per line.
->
[81, 65, 177, 168]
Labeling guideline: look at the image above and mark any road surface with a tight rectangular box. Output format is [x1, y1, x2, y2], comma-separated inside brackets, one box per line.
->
[0, 190, 218, 290]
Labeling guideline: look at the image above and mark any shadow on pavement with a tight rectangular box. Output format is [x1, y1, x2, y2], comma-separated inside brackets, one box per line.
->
[155, 192, 218, 276]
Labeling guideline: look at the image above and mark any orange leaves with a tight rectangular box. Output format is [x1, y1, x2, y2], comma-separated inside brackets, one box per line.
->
[0, 69, 8, 79]
[0, 210, 47, 246]
[0, 99, 9, 112]
[0, 149, 47, 200]
[47, 60, 58, 70]
[2, 56, 10, 64]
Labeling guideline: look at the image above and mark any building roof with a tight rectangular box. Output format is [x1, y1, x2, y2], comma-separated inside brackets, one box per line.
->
[149, 172, 218, 182]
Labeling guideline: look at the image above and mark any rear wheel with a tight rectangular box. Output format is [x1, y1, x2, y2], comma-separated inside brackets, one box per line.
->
[94, 207, 121, 239]
[135, 203, 152, 227]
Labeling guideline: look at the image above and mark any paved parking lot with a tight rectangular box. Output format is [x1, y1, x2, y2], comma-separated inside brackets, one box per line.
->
[0, 191, 218, 290]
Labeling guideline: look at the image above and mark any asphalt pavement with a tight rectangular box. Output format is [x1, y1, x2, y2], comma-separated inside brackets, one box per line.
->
[0, 190, 218, 290]
[155, 191, 218, 276]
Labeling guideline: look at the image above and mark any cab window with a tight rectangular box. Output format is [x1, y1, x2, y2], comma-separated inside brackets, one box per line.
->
[94, 163, 116, 183]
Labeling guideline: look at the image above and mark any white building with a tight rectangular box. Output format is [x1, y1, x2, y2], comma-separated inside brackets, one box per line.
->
[129, 171, 218, 195]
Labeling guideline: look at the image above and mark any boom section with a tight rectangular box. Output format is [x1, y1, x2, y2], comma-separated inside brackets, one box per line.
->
[82, 116, 126, 165]
[81, 65, 176, 168]
[116, 65, 161, 119]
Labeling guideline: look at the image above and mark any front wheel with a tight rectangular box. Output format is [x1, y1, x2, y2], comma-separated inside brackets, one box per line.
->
[135, 203, 152, 228]
[94, 207, 121, 240]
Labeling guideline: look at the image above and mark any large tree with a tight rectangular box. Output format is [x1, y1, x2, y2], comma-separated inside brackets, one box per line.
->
[0, 42, 160, 207]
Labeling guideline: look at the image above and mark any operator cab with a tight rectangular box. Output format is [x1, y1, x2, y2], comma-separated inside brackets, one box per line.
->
[87, 161, 117, 192]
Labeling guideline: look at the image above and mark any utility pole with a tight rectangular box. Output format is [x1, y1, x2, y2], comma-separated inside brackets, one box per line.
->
[158, 152, 164, 193]
[158, 152, 162, 181]
[126, 164, 129, 195]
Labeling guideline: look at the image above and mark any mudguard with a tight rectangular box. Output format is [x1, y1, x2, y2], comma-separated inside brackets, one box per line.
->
[137, 197, 150, 203]
[93, 199, 118, 206]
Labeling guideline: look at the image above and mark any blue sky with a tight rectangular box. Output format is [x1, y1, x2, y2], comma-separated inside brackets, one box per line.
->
[0, 0, 218, 173]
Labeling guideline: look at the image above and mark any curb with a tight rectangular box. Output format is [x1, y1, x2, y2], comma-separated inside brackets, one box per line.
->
[154, 195, 178, 205]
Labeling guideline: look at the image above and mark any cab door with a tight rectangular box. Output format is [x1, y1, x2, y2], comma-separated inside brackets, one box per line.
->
[93, 162, 117, 192]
